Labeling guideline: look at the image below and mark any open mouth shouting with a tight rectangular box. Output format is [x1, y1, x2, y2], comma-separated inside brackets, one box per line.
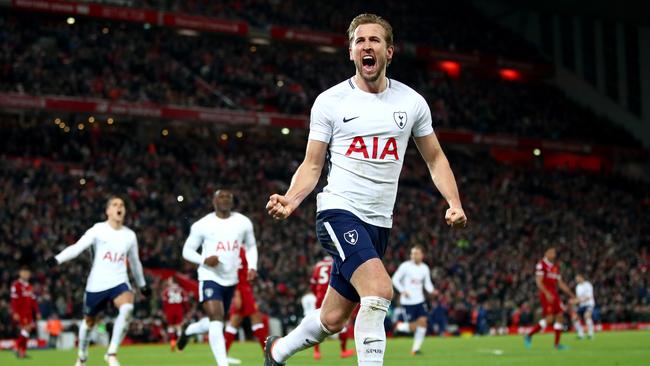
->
[361, 54, 377, 74]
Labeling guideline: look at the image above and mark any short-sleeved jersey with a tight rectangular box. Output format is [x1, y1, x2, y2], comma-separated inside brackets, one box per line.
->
[576, 281, 595, 307]
[184, 212, 257, 286]
[535, 258, 560, 296]
[308, 77, 434, 228]
[55, 222, 146, 292]
[310, 257, 333, 304]
[391, 260, 435, 305]
[162, 283, 188, 310]
[10, 279, 39, 320]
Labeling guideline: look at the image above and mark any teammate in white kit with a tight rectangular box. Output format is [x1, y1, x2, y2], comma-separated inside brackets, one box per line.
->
[176, 189, 258, 366]
[391, 245, 435, 355]
[301, 292, 317, 318]
[572, 274, 596, 339]
[265, 13, 467, 366]
[46, 196, 149, 366]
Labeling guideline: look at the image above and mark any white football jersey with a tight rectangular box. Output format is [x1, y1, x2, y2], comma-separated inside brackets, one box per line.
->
[391, 260, 435, 306]
[576, 281, 595, 307]
[309, 77, 434, 228]
[55, 222, 146, 292]
[182, 212, 257, 286]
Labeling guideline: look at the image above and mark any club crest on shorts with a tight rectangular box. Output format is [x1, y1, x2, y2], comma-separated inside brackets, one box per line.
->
[343, 230, 359, 245]
[204, 288, 214, 298]
[393, 111, 407, 129]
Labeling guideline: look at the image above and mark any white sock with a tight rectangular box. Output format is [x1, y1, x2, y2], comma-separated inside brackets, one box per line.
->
[586, 318, 594, 337]
[553, 322, 563, 331]
[396, 322, 410, 333]
[538, 319, 547, 329]
[186, 317, 210, 335]
[225, 324, 238, 335]
[574, 319, 584, 337]
[78, 320, 93, 359]
[355, 296, 390, 366]
[107, 303, 133, 354]
[272, 309, 331, 363]
[252, 323, 265, 332]
[412, 326, 426, 352]
[208, 321, 228, 366]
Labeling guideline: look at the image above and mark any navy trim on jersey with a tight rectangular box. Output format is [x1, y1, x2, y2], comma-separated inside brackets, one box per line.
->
[348, 78, 355, 89]
[388, 78, 392, 88]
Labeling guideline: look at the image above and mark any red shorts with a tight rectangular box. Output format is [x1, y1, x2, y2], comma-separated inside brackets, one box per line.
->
[230, 285, 258, 317]
[13, 316, 35, 330]
[164, 308, 184, 326]
[540, 294, 563, 316]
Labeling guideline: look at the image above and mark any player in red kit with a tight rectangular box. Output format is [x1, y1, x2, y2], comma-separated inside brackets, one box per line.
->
[310, 256, 354, 360]
[10, 265, 41, 359]
[224, 248, 268, 355]
[524, 247, 575, 350]
[162, 277, 188, 351]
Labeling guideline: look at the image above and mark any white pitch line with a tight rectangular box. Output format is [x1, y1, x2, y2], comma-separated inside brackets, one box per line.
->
[477, 348, 504, 356]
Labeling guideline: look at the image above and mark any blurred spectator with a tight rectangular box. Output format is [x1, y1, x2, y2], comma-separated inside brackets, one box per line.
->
[46, 313, 63, 348]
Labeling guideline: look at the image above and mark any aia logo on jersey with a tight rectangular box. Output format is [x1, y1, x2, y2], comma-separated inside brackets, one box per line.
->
[103, 251, 126, 263]
[215, 240, 240, 252]
[393, 111, 407, 129]
[345, 136, 399, 160]
[343, 230, 358, 245]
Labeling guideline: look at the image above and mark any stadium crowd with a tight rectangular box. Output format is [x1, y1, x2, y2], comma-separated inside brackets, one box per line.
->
[82, 0, 542, 60]
[0, 11, 638, 146]
[0, 117, 647, 340]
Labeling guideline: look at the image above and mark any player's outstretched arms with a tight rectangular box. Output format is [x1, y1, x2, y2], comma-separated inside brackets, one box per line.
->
[266, 139, 328, 220]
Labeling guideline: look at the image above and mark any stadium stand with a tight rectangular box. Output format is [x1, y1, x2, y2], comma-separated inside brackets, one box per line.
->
[0, 0, 648, 341]
[0, 116, 647, 339]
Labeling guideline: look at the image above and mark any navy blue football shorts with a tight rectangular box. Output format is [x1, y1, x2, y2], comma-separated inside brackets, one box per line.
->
[199, 280, 236, 311]
[403, 302, 429, 322]
[83, 283, 131, 316]
[315, 209, 390, 303]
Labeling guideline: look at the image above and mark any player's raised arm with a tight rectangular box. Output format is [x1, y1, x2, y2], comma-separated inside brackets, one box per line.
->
[48, 227, 96, 266]
[266, 139, 328, 220]
[413, 133, 467, 228]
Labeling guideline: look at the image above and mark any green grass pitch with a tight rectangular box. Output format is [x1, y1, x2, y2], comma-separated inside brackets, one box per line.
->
[1, 331, 648, 366]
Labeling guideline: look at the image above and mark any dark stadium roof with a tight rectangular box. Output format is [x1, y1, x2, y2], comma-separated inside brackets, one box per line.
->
[486, 0, 650, 25]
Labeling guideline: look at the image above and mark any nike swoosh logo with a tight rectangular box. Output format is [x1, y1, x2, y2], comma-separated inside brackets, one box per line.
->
[343, 116, 360, 123]
[363, 338, 383, 345]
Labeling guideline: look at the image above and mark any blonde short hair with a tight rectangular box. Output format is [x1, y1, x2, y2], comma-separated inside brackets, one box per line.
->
[347, 13, 394, 46]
